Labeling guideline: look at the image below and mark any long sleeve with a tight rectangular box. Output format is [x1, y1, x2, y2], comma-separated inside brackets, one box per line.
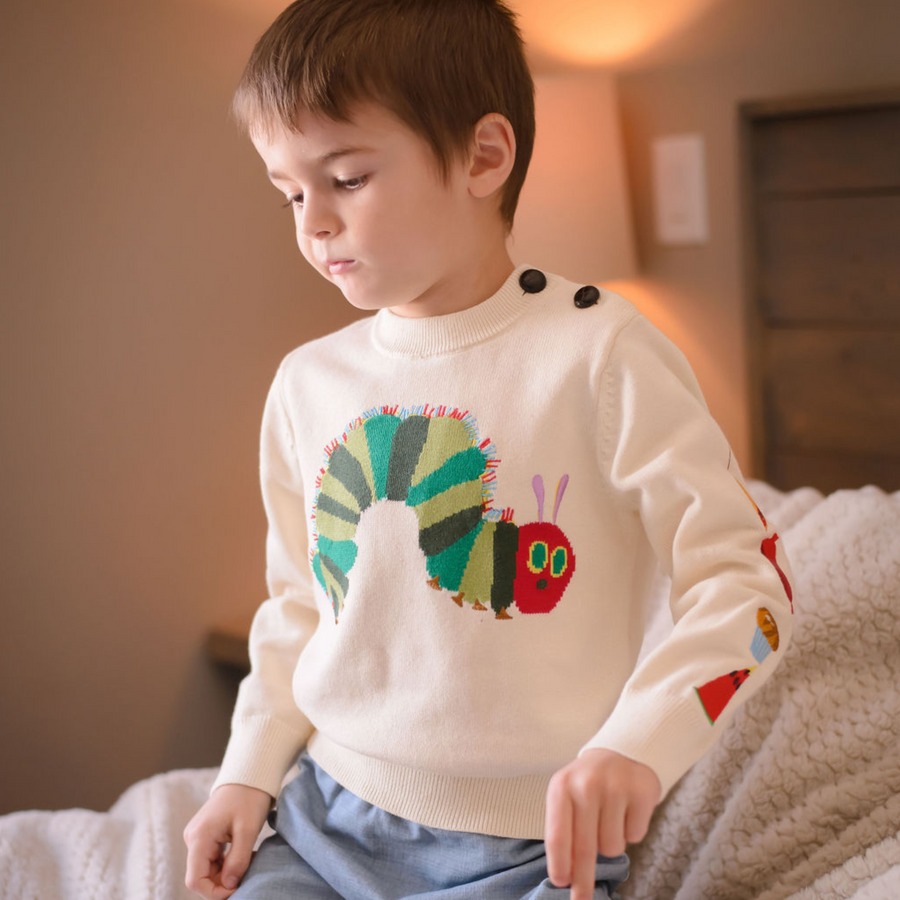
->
[577, 313, 796, 801]
[210, 359, 321, 800]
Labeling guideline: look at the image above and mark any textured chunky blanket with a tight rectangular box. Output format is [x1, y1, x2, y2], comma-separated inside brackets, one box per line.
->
[623, 480, 900, 900]
[1, 480, 898, 900]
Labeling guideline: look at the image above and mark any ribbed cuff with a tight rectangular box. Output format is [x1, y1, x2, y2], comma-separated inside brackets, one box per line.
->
[210, 715, 312, 800]
[577, 690, 711, 802]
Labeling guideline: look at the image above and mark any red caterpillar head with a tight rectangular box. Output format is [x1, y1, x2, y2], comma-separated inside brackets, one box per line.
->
[513, 474, 576, 614]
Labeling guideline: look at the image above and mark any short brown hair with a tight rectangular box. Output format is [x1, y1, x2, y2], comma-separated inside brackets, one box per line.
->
[231, 0, 535, 231]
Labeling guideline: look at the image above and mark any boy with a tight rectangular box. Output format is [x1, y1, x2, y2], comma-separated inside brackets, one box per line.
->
[184, 1, 796, 898]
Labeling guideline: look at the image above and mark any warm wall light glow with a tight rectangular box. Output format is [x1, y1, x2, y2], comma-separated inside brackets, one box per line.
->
[509, 72, 637, 285]
[201, 0, 720, 70]
[510, 0, 719, 67]
[197, 0, 286, 23]
[603, 277, 687, 343]
[610, 275, 750, 467]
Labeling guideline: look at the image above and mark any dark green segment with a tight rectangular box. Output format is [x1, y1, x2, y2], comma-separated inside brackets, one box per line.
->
[313, 549, 350, 600]
[364, 415, 402, 500]
[419, 504, 484, 558]
[406, 447, 487, 506]
[327, 444, 373, 511]
[320, 551, 349, 595]
[424, 518, 483, 592]
[312, 552, 327, 594]
[386, 415, 429, 502]
[490, 520, 519, 614]
[315, 491, 361, 526]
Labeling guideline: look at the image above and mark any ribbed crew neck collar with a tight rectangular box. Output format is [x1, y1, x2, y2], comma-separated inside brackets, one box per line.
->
[371, 264, 540, 358]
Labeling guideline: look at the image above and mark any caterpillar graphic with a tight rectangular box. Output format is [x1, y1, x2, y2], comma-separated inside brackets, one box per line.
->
[308, 404, 576, 624]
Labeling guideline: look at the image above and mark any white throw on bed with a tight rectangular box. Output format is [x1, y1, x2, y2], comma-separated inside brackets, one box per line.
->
[1, 479, 898, 900]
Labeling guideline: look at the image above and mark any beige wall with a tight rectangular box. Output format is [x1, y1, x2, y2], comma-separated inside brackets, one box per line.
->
[1, 0, 898, 814]
[0, 0, 353, 815]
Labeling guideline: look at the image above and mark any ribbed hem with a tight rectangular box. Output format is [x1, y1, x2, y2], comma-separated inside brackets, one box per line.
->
[210, 715, 311, 800]
[370, 263, 542, 358]
[306, 731, 553, 839]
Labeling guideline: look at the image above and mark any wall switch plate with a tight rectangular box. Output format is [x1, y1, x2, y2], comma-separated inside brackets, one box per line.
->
[652, 133, 709, 245]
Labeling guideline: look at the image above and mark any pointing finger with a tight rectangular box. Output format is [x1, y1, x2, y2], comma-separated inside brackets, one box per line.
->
[569, 790, 601, 900]
[545, 777, 574, 888]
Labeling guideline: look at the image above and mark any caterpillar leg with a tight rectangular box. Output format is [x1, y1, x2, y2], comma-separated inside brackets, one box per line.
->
[426, 574, 493, 612]
[427, 576, 465, 608]
[495, 608, 512, 620]
[449, 591, 488, 611]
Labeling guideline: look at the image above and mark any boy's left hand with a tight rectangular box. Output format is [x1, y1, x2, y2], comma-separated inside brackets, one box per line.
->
[544, 748, 661, 900]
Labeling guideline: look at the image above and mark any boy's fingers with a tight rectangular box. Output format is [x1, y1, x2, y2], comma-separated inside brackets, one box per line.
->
[569, 792, 601, 900]
[544, 779, 574, 888]
[184, 832, 230, 899]
[623, 795, 655, 845]
[221, 824, 257, 889]
[597, 795, 627, 859]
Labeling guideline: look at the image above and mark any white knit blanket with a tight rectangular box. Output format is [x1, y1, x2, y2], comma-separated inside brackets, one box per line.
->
[1, 480, 898, 900]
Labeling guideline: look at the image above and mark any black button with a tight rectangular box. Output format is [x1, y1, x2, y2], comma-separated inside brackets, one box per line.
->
[519, 268, 547, 294]
[574, 285, 600, 308]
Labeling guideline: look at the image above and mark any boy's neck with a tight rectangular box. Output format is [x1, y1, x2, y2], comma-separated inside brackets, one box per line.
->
[371, 260, 535, 358]
[386, 243, 516, 320]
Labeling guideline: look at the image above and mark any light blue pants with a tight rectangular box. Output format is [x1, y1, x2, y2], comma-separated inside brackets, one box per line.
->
[231, 750, 630, 899]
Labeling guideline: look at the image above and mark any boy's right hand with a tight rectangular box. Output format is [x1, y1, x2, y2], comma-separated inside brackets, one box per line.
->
[183, 782, 274, 899]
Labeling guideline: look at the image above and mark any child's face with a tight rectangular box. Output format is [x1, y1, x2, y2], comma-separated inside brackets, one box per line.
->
[252, 101, 479, 317]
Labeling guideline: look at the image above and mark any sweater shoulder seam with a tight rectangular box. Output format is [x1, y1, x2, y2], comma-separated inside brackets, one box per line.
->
[593, 309, 644, 492]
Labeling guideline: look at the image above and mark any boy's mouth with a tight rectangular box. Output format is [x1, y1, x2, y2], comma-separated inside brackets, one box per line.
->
[326, 259, 355, 275]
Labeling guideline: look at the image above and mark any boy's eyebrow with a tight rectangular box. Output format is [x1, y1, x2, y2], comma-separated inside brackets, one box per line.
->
[266, 146, 376, 182]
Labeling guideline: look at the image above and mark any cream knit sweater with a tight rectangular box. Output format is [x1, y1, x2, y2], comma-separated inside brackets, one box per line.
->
[210, 263, 796, 840]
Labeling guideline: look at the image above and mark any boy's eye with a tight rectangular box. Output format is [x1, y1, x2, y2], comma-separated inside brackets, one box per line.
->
[280, 175, 368, 210]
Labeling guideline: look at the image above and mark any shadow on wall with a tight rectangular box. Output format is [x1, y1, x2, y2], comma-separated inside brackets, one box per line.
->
[160, 648, 245, 777]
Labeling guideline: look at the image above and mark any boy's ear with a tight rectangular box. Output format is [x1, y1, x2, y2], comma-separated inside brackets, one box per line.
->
[466, 113, 516, 202]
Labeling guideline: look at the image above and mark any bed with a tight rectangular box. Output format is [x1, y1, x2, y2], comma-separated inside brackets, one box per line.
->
[1, 477, 898, 900]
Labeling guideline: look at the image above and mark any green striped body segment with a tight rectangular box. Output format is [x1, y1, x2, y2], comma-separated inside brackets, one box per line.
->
[309, 406, 512, 621]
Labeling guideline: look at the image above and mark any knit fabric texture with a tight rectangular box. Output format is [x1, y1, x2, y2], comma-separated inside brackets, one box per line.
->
[210, 264, 796, 838]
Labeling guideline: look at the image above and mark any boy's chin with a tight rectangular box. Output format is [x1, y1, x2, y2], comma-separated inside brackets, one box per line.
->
[337, 290, 385, 312]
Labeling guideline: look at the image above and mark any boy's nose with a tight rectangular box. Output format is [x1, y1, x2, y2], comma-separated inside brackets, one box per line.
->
[298, 198, 339, 238]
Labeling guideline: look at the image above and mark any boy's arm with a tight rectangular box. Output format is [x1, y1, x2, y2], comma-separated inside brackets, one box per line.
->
[210, 358, 320, 801]
[579, 312, 796, 803]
